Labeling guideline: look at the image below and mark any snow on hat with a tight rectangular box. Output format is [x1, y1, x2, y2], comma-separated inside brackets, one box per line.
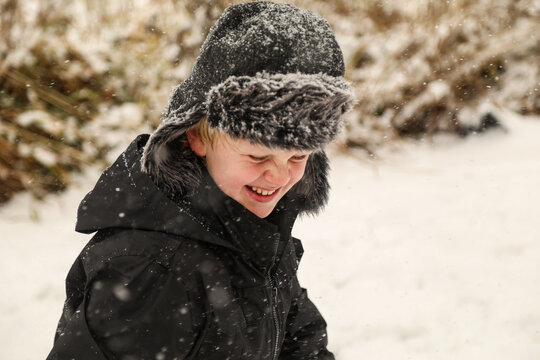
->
[141, 1, 354, 213]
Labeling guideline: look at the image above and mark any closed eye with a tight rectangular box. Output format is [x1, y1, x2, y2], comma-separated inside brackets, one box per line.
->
[248, 155, 268, 162]
[290, 154, 309, 162]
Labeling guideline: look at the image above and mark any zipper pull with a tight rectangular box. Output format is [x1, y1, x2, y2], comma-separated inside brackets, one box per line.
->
[272, 286, 279, 305]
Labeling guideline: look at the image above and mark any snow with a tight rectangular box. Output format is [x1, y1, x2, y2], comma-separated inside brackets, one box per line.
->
[294, 110, 540, 359]
[17, 110, 65, 136]
[1, 0, 538, 357]
[1, 112, 539, 359]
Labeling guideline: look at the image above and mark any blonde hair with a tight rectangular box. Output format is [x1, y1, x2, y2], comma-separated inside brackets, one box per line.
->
[187, 115, 221, 148]
[186, 115, 244, 153]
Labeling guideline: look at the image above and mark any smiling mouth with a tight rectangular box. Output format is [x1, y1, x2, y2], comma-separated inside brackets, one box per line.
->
[248, 186, 277, 196]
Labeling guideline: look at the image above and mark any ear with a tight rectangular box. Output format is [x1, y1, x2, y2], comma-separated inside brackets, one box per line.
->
[186, 130, 207, 157]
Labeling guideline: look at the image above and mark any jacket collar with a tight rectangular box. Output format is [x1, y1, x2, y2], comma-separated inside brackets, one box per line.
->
[183, 166, 299, 272]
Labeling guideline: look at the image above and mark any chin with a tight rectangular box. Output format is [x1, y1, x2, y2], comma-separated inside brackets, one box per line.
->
[246, 204, 275, 219]
[253, 209, 273, 219]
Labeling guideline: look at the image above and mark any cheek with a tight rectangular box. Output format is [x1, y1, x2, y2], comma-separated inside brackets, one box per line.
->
[227, 164, 265, 188]
[241, 167, 266, 183]
[289, 163, 308, 185]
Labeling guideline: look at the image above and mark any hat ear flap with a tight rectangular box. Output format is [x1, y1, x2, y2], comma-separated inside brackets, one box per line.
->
[291, 150, 330, 215]
[141, 107, 206, 197]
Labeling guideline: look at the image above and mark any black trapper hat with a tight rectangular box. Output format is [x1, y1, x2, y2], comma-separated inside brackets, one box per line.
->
[141, 1, 354, 214]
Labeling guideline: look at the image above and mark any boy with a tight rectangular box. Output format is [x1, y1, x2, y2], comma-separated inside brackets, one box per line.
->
[47, 2, 353, 359]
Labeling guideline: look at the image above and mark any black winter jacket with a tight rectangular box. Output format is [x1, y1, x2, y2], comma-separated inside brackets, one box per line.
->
[47, 135, 334, 360]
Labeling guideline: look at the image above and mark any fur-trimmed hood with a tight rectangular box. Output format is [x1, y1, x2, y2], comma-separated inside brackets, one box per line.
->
[141, 1, 354, 215]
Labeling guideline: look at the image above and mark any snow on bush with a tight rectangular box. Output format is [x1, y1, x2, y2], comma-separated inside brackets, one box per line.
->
[334, 0, 539, 152]
[0, 0, 538, 203]
[0, 0, 227, 203]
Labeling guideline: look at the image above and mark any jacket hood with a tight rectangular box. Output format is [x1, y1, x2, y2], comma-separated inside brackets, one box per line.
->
[76, 135, 238, 251]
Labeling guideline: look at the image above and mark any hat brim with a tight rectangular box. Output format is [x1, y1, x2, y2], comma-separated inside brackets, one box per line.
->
[206, 71, 354, 150]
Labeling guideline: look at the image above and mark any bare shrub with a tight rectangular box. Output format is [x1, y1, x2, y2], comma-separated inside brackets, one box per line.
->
[344, 0, 540, 152]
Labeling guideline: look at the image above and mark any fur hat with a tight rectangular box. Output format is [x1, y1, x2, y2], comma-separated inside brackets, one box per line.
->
[141, 1, 354, 214]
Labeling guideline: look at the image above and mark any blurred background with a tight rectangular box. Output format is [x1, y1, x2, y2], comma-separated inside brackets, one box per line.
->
[1, 0, 539, 359]
[1, 0, 538, 202]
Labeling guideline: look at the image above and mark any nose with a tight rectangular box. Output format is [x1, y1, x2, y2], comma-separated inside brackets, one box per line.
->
[264, 161, 290, 187]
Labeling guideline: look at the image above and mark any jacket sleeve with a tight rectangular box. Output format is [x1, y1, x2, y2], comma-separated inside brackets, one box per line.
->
[49, 254, 202, 360]
[279, 286, 335, 360]
[279, 237, 335, 359]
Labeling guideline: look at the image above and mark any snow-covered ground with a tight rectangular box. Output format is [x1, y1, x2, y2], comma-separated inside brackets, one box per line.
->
[1, 110, 539, 359]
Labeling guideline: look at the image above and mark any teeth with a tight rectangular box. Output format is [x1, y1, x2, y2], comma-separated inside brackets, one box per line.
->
[250, 186, 276, 196]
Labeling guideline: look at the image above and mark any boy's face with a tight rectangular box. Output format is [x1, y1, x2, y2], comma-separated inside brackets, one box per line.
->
[187, 132, 312, 218]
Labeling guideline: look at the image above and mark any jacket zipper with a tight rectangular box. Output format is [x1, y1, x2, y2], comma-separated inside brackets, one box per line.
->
[269, 276, 280, 360]
[268, 235, 281, 360]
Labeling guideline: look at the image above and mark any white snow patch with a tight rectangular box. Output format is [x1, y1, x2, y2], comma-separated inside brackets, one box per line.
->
[1, 113, 539, 359]
[294, 111, 540, 360]
[17, 110, 65, 136]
